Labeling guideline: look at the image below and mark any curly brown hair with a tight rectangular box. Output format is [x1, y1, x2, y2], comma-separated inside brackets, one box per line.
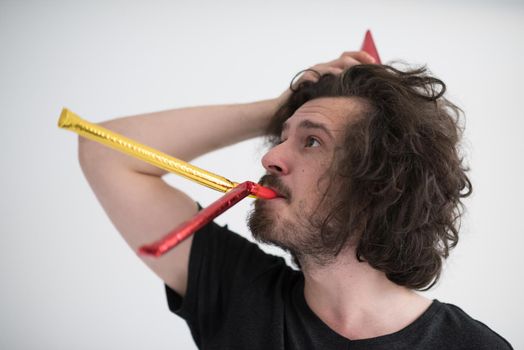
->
[265, 64, 472, 290]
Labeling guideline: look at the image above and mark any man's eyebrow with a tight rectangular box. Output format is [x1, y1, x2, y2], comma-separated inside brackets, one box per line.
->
[282, 119, 334, 139]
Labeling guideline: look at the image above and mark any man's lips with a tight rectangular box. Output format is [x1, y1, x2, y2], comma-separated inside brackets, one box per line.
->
[251, 183, 279, 199]
[265, 187, 291, 203]
[268, 187, 286, 199]
[257, 174, 291, 201]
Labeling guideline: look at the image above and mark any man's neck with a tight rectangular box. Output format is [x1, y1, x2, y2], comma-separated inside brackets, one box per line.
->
[301, 251, 432, 340]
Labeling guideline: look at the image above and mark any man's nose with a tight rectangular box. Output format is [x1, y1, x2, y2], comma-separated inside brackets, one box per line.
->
[261, 144, 290, 175]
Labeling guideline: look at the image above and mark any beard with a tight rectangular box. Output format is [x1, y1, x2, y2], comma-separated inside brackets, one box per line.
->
[247, 175, 339, 267]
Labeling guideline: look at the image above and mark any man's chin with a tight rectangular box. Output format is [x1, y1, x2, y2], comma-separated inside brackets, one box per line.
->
[247, 201, 281, 243]
[248, 202, 301, 257]
[248, 199, 340, 267]
[248, 207, 306, 270]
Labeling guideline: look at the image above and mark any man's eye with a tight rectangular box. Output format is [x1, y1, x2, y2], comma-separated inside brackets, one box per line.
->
[305, 136, 321, 148]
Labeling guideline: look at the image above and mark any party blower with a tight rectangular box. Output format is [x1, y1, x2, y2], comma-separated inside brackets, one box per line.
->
[58, 30, 380, 257]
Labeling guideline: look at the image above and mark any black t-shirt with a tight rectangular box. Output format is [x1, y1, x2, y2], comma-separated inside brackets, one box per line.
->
[165, 221, 512, 349]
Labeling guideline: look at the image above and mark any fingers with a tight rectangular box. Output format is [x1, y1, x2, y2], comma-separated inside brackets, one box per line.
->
[340, 50, 376, 64]
[310, 50, 376, 78]
[289, 50, 377, 91]
[328, 56, 362, 70]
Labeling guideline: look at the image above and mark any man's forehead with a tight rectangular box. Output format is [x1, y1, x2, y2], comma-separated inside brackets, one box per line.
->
[284, 97, 364, 130]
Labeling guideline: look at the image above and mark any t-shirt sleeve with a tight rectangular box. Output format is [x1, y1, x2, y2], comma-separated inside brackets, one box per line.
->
[164, 219, 285, 346]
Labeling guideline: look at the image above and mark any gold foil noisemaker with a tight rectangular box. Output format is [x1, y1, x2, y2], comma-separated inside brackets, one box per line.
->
[57, 108, 240, 193]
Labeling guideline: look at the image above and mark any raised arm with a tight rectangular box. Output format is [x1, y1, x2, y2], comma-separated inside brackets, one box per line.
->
[78, 99, 281, 296]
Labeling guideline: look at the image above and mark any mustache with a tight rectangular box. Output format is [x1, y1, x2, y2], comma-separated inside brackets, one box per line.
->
[258, 174, 291, 201]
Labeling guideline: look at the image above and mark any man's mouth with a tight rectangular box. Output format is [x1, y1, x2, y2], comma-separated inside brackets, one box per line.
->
[258, 175, 291, 202]
[268, 187, 286, 199]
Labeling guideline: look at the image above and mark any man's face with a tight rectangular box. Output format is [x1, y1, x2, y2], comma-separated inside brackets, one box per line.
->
[248, 97, 364, 261]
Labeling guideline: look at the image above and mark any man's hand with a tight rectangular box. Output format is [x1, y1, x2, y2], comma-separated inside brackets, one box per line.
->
[277, 51, 377, 104]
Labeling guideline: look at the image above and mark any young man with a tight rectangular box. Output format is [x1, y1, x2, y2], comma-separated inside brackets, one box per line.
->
[79, 52, 512, 349]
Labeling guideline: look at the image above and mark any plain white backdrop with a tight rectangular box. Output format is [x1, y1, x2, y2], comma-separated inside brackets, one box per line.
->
[1, 0, 523, 349]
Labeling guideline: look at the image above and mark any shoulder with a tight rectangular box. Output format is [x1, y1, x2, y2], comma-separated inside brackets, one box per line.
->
[434, 301, 513, 349]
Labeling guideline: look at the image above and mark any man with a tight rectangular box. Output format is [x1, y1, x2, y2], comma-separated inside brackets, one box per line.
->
[79, 51, 512, 349]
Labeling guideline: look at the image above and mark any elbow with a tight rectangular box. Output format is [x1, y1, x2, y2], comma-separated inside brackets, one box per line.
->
[77, 120, 115, 169]
[78, 135, 92, 173]
[78, 135, 104, 173]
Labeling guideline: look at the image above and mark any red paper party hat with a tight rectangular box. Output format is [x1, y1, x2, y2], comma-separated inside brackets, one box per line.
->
[361, 30, 381, 64]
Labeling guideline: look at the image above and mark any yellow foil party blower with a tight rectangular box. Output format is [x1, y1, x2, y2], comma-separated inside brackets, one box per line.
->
[58, 108, 242, 193]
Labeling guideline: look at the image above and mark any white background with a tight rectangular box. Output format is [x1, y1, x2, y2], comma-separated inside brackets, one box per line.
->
[1, 0, 523, 349]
